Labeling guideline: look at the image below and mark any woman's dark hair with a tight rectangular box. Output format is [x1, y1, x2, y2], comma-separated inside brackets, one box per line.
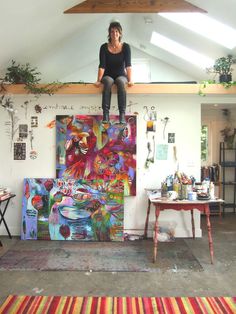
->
[108, 22, 122, 42]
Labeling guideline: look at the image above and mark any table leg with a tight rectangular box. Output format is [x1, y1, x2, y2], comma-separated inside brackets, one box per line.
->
[205, 204, 214, 264]
[144, 199, 151, 239]
[153, 205, 160, 263]
[0, 199, 12, 239]
[191, 209, 195, 239]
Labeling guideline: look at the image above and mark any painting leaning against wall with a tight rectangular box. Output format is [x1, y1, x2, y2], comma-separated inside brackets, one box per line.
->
[56, 115, 137, 196]
[21, 178, 124, 241]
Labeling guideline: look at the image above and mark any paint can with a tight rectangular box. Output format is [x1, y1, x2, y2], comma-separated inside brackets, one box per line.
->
[188, 191, 197, 201]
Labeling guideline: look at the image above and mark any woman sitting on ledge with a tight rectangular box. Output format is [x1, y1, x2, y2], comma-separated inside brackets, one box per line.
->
[94, 21, 133, 124]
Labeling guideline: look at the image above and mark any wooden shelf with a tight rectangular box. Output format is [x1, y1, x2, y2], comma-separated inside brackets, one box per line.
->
[1, 83, 236, 95]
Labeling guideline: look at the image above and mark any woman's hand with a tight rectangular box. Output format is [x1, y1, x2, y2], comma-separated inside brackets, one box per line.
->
[127, 81, 134, 87]
[94, 81, 102, 87]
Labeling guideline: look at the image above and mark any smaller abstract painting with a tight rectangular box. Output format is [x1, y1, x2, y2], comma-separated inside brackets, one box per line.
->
[21, 178, 124, 242]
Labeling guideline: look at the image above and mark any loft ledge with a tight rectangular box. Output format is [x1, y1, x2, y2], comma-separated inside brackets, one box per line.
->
[1, 83, 236, 95]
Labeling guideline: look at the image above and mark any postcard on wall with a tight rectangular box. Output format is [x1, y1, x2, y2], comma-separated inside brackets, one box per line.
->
[31, 116, 38, 128]
[146, 120, 156, 132]
[14, 143, 26, 160]
[168, 133, 175, 143]
[156, 144, 168, 160]
[19, 124, 28, 138]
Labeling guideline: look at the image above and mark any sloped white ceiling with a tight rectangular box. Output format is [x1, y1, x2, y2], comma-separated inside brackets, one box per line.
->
[0, 0, 236, 82]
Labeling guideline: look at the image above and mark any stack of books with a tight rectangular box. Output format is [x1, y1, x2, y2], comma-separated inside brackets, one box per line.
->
[0, 187, 11, 201]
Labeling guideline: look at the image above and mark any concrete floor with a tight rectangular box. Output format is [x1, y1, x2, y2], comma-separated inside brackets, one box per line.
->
[0, 214, 235, 306]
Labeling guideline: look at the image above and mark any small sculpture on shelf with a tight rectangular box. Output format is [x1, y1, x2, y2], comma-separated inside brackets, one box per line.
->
[220, 127, 236, 149]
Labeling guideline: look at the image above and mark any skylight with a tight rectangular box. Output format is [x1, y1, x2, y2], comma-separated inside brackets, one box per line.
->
[159, 13, 236, 49]
[150, 32, 214, 69]
[132, 59, 151, 83]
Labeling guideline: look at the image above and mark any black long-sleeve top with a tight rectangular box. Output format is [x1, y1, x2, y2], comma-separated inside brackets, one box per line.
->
[99, 42, 131, 80]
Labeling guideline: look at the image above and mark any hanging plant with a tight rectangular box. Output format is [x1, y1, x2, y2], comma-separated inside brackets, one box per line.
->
[0, 60, 65, 95]
[198, 79, 236, 96]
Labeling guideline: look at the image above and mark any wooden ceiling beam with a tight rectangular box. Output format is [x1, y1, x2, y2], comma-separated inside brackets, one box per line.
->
[64, 0, 207, 14]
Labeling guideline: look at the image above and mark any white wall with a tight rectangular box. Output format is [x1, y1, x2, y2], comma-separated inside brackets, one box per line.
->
[0, 93, 202, 238]
[62, 47, 196, 83]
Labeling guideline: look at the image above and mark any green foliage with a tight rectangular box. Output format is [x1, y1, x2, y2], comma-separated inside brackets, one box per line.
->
[24, 82, 65, 96]
[5, 60, 41, 84]
[198, 79, 236, 96]
[206, 55, 236, 75]
[1, 60, 66, 95]
[198, 79, 216, 96]
[201, 125, 208, 162]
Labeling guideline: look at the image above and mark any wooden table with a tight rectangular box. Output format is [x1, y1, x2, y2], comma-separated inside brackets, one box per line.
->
[144, 196, 224, 264]
[0, 194, 16, 246]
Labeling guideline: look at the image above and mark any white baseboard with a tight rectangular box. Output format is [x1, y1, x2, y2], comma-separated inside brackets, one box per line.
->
[0, 226, 20, 237]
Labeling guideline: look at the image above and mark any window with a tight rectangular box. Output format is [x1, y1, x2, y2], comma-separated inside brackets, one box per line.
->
[151, 31, 214, 69]
[132, 59, 151, 83]
[201, 125, 208, 162]
[158, 13, 236, 49]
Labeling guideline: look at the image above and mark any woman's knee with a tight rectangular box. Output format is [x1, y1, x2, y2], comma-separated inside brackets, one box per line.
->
[102, 76, 114, 89]
[115, 76, 127, 90]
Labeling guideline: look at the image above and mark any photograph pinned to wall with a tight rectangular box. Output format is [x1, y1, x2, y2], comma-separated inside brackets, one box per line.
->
[56, 115, 137, 196]
[31, 116, 38, 128]
[156, 144, 168, 160]
[19, 124, 28, 138]
[14, 142, 26, 160]
[21, 178, 124, 242]
[168, 133, 175, 144]
[146, 120, 156, 132]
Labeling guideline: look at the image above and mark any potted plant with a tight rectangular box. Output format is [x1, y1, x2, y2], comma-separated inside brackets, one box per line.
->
[4, 60, 41, 85]
[220, 127, 236, 149]
[220, 109, 236, 148]
[206, 55, 236, 83]
[0, 60, 65, 95]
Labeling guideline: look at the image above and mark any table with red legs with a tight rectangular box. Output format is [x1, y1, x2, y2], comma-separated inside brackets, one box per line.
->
[144, 197, 224, 264]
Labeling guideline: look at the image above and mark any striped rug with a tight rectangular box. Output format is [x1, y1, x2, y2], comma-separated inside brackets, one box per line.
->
[0, 295, 235, 314]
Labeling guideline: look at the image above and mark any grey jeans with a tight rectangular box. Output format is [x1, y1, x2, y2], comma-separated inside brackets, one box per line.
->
[101, 75, 128, 114]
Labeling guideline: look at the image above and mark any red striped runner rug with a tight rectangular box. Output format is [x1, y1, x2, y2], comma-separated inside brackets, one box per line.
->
[0, 295, 235, 314]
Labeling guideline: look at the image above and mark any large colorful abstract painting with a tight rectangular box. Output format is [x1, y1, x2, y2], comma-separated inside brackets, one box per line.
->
[21, 178, 124, 241]
[56, 115, 136, 196]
